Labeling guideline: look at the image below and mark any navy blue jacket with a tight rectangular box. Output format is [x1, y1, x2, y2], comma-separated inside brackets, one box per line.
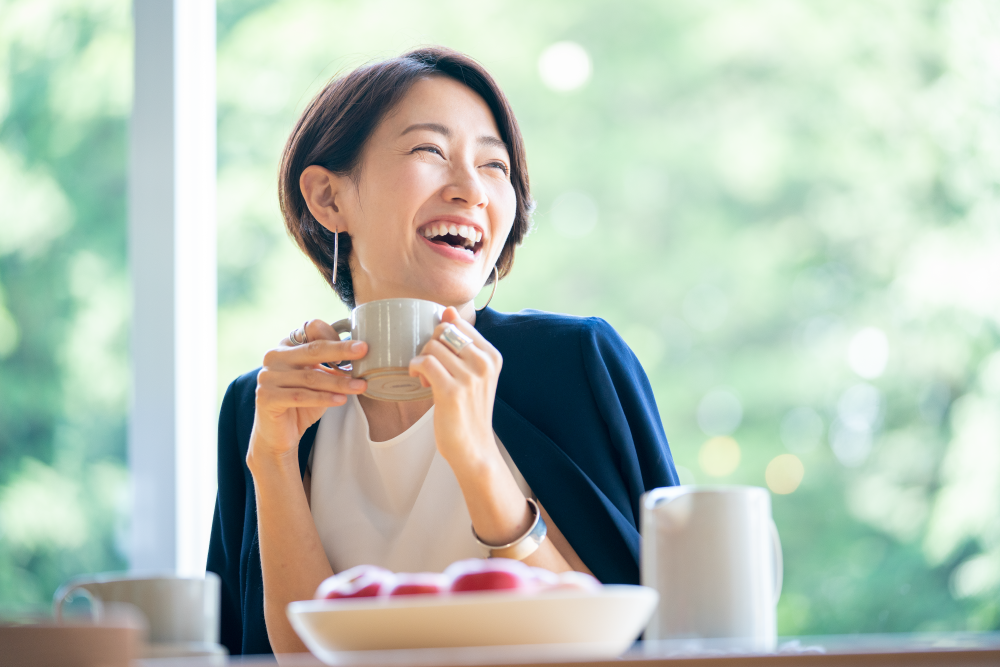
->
[206, 307, 678, 656]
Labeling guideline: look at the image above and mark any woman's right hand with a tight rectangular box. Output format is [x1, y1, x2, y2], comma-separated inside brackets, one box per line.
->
[247, 320, 368, 470]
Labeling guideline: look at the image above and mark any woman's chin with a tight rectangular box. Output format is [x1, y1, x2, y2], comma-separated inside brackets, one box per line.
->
[426, 289, 481, 308]
[363, 285, 476, 309]
[359, 269, 488, 308]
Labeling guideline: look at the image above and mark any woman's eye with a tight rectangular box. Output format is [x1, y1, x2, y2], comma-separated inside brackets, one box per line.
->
[486, 161, 509, 176]
[414, 146, 442, 156]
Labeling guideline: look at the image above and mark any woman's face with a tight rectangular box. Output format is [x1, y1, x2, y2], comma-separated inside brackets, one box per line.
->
[329, 76, 517, 309]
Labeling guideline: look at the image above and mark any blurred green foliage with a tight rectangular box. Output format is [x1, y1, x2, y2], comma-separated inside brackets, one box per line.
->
[1, 0, 998, 635]
[0, 0, 131, 610]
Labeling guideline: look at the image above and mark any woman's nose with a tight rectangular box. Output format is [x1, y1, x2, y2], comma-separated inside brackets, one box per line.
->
[442, 164, 488, 209]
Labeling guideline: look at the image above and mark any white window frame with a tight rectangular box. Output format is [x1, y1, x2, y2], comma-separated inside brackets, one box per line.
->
[128, 0, 217, 575]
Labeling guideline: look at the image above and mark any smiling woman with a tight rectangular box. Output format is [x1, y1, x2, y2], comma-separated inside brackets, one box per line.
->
[278, 49, 532, 310]
[294, 77, 515, 312]
[207, 47, 679, 656]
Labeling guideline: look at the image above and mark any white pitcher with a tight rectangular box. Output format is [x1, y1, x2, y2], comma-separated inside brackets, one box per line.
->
[640, 485, 783, 651]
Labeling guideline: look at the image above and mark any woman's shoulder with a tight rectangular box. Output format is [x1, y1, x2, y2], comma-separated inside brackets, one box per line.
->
[219, 368, 261, 438]
[224, 367, 260, 404]
[478, 308, 639, 384]
[477, 307, 622, 344]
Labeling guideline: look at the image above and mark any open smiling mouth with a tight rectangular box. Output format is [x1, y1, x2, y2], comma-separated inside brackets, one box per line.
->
[419, 222, 484, 255]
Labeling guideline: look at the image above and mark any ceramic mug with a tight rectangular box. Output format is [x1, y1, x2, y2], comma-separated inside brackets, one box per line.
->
[640, 485, 783, 652]
[331, 298, 446, 402]
[53, 573, 222, 647]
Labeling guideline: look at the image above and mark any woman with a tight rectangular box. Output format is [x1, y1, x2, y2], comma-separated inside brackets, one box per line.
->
[207, 47, 678, 656]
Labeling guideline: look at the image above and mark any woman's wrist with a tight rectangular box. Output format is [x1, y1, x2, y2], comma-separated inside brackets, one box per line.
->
[246, 432, 302, 481]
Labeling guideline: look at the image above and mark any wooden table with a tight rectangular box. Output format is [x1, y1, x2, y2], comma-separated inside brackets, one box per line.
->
[141, 632, 1000, 667]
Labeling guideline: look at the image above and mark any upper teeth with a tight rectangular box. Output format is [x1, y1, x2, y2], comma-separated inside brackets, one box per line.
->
[421, 223, 482, 244]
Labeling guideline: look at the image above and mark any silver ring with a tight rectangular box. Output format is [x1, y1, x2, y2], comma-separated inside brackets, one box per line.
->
[289, 320, 309, 346]
[439, 324, 473, 355]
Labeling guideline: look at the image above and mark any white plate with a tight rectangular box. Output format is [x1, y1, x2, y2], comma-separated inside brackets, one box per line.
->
[287, 585, 658, 663]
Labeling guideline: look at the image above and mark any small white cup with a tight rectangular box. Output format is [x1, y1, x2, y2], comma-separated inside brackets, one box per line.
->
[640, 485, 783, 652]
[332, 298, 445, 402]
[53, 573, 222, 650]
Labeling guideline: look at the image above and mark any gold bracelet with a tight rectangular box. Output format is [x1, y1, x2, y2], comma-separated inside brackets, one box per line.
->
[471, 498, 548, 561]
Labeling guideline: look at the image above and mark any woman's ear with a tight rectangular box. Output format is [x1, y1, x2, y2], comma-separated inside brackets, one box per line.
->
[300, 165, 352, 233]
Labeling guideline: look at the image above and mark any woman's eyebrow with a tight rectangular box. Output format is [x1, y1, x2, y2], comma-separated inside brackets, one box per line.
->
[401, 122, 450, 137]
[478, 135, 507, 151]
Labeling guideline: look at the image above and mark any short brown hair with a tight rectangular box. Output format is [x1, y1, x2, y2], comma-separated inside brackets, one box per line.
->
[278, 47, 534, 308]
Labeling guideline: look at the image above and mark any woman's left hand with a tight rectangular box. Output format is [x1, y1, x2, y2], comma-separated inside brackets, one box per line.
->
[408, 307, 503, 477]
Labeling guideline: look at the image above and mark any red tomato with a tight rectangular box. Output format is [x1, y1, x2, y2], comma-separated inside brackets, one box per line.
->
[314, 565, 395, 600]
[444, 558, 535, 593]
[388, 572, 448, 597]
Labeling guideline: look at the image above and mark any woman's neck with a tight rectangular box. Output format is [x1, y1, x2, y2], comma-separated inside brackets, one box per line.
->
[455, 300, 477, 325]
[359, 395, 434, 442]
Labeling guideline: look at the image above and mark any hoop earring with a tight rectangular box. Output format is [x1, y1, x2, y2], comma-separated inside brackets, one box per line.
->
[332, 228, 339, 285]
[476, 266, 499, 313]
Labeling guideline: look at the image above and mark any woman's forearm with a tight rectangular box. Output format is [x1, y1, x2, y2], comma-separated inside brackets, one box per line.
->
[245, 324, 368, 653]
[248, 445, 333, 655]
[452, 452, 575, 573]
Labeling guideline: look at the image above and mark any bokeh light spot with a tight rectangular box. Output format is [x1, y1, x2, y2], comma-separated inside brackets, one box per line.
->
[780, 406, 824, 454]
[698, 436, 741, 477]
[838, 382, 882, 430]
[829, 382, 882, 467]
[848, 327, 889, 378]
[830, 420, 873, 467]
[537, 41, 592, 92]
[766, 453, 805, 494]
[697, 387, 743, 435]
[950, 553, 1000, 599]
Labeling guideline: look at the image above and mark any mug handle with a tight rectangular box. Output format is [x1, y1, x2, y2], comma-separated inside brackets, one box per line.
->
[54, 584, 104, 624]
[769, 519, 784, 604]
[321, 318, 353, 371]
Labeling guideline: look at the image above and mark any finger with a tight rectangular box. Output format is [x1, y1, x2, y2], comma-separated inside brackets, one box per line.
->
[421, 339, 474, 381]
[257, 385, 348, 409]
[409, 354, 456, 392]
[431, 320, 478, 350]
[437, 309, 496, 354]
[279, 319, 346, 346]
[265, 368, 367, 394]
[428, 336, 492, 379]
[456, 339, 492, 373]
[430, 322, 498, 374]
[266, 340, 368, 369]
[305, 318, 348, 344]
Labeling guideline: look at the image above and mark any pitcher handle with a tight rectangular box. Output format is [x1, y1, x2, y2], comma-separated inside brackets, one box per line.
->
[53, 584, 104, 624]
[769, 518, 784, 604]
[322, 318, 353, 371]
